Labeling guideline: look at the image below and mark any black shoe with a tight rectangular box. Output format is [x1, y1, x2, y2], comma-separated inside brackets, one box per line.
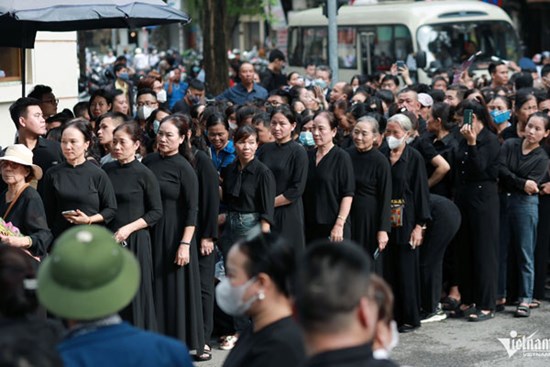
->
[398, 324, 420, 333]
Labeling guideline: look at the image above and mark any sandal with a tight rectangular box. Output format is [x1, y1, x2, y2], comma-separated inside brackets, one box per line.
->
[496, 299, 506, 312]
[441, 296, 461, 311]
[193, 344, 212, 362]
[447, 304, 475, 318]
[193, 352, 212, 362]
[468, 309, 495, 322]
[515, 304, 530, 318]
[529, 299, 541, 309]
[220, 335, 238, 350]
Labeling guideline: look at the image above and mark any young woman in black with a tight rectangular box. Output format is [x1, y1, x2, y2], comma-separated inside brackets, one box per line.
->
[220, 125, 275, 256]
[103, 122, 163, 330]
[142, 115, 206, 358]
[303, 111, 354, 243]
[381, 113, 431, 332]
[257, 105, 308, 249]
[499, 112, 550, 317]
[42, 118, 117, 240]
[453, 100, 501, 322]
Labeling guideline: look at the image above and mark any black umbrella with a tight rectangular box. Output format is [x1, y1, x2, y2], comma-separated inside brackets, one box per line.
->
[0, 0, 191, 94]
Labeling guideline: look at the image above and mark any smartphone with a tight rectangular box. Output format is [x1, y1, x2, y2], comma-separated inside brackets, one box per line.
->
[463, 109, 473, 126]
[396, 60, 405, 69]
[62, 210, 77, 216]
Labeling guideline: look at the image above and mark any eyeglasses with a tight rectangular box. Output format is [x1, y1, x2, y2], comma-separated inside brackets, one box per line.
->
[42, 98, 59, 105]
[137, 101, 158, 107]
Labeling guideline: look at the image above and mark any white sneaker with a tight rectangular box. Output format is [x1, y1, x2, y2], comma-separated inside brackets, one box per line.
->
[421, 308, 447, 324]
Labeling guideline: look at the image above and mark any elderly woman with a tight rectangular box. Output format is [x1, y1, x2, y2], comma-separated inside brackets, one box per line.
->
[381, 113, 431, 332]
[0, 145, 52, 260]
[220, 232, 305, 367]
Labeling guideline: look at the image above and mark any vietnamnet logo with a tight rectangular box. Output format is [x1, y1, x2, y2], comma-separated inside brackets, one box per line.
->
[497, 330, 550, 358]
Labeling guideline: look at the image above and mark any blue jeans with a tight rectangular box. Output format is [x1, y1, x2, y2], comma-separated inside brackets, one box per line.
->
[219, 212, 260, 258]
[506, 194, 538, 304]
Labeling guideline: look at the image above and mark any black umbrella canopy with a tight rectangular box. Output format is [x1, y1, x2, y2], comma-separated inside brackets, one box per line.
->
[0, 0, 191, 96]
[0, 0, 191, 47]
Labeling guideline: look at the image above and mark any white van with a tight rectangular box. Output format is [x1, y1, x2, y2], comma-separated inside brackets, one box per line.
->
[287, 0, 520, 84]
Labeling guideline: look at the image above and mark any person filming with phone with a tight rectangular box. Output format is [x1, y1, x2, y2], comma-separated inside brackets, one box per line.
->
[451, 100, 501, 322]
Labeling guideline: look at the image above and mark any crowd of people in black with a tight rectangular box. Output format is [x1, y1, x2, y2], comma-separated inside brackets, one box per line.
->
[2, 47, 550, 366]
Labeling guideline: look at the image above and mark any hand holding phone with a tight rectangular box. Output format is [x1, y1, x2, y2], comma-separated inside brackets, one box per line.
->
[463, 109, 473, 126]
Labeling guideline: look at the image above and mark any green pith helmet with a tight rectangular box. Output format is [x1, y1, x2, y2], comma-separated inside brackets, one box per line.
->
[37, 225, 140, 320]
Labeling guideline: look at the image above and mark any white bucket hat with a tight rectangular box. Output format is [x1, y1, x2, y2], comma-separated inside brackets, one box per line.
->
[0, 144, 43, 180]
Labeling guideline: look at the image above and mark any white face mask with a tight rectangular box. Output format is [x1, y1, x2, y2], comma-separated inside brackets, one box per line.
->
[215, 277, 258, 316]
[156, 89, 167, 103]
[406, 136, 415, 145]
[153, 120, 160, 134]
[138, 105, 155, 120]
[386, 135, 405, 150]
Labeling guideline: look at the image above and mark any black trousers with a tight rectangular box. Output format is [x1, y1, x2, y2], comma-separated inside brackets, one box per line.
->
[198, 250, 216, 343]
[455, 182, 499, 310]
[420, 194, 461, 313]
[383, 239, 421, 327]
[534, 195, 550, 300]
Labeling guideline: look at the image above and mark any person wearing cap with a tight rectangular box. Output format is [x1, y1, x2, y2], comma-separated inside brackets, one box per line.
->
[36, 225, 194, 367]
[260, 49, 287, 92]
[0, 144, 52, 260]
[417, 93, 433, 122]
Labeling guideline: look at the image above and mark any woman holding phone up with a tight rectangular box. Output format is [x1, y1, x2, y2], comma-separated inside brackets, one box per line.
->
[452, 100, 501, 322]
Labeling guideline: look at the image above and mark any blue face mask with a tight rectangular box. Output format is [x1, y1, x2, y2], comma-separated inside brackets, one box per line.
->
[118, 72, 129, 81]
[153, 120, 160, 134]
[299, 131, 315, 147]
[490, 109, 511, 125]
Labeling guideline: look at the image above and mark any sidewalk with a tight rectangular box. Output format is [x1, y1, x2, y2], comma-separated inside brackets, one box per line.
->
[198, 302, 550, 367]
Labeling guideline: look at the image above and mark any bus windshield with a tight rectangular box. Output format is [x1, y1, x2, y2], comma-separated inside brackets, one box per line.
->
[417, 21, 520, 71]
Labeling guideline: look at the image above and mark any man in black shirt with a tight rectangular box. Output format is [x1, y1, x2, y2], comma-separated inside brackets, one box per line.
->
[172, 79, 205, 115]
[7, 98, 64, 195]
[260, 49, 287, 92]
[294, 241, 398, 367]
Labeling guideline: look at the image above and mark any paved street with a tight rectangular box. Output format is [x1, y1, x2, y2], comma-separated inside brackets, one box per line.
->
[197, 302, 550, 367]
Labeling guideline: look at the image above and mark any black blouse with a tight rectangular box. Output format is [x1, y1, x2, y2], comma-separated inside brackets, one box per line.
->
[304, 146, 355, 225]
[305, 343, 398, 367]
[222, 316, 305, 367]
[346, 147, 392, 233]
[142, 152, 198, 227]
[42, 160, 117, 239]
[102, 159, 163, 230]
[257, 140, 308, 201]
[455, 127, 500, 184]
[221, 158, 275, 224]
[381, 145, 431, 243]
[0, 186, 52, 257]
[499, 138, 549, 194]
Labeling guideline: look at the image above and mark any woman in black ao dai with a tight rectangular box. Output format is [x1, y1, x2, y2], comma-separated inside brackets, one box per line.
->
[257, 106, 308, 249]
[103, 122, 163, 330]
[346, 116, 392, 261]
[142, 115, 205, 357]
[43, 119, 117, 240]
[303, 111, 354, 243]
